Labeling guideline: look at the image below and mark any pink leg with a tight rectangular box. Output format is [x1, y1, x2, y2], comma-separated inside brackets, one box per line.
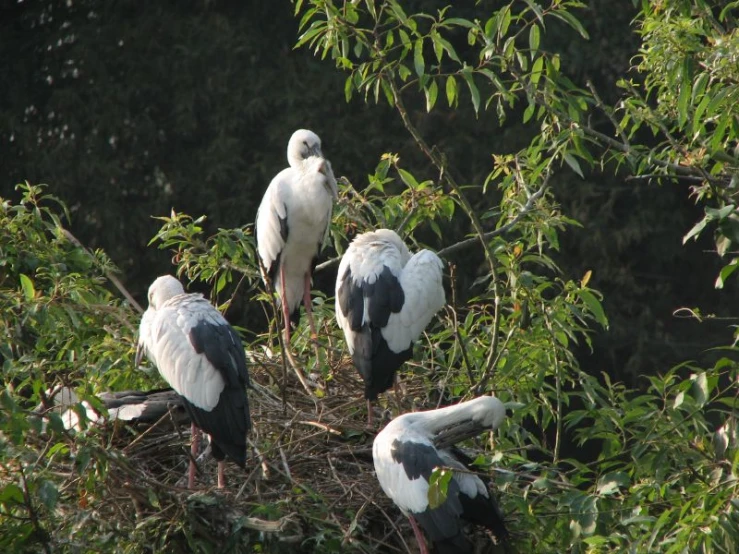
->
[303, 272, 318, 341]
[367, 399, 374, 428]
[280, 266, 292, 345]
[217, 461, 226, 489]
[408, 516, 429, 554]
[188, 423, 199, 489]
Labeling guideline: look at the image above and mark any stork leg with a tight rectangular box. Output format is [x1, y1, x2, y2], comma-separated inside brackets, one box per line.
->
[217, 461, 226, 489]
[408, 516, 429, 554]
[188, 423, 199, 489]
[393, 375, 403, 414]
[280, 265, 292, 346]
[302, 271, 322, 361]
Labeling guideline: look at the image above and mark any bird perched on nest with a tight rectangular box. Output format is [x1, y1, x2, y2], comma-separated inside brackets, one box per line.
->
[136, 275, 251, 489]
[335, 229, 445, 425]
[255, 129, 338, 348]
[373, 396, 509, 553]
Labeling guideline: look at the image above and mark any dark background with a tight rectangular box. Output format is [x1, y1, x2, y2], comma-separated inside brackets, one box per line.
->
[2, 0, 735, 385]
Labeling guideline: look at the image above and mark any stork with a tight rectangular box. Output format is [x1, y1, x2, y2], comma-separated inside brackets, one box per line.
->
[136, 275, 251, 489]
[335, 229, 445, 425]
[373, 396, 509, 553]
[255, 129, 338, 348]
[38, 387, 186, 431]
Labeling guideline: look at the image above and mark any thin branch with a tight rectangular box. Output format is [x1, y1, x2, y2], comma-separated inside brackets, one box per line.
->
[61, 228, 143, 313]
[437, 180, 548, 259]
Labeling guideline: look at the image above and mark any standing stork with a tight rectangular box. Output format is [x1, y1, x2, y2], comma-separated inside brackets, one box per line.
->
[256, 129, 338, 347]
[136, 275, 251, 489]
[373, 396, 509, 553]
[335, 229, 445, 426]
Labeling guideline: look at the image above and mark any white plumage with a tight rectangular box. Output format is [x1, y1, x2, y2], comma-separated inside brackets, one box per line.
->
[137, 275, 251, 488]
[256, 129, 338, 344]
[335, 229, 445, 423]
[373, 396, 509, 554]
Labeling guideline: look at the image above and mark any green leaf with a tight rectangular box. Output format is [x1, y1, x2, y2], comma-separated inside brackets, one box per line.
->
[445, 75, 457, 107]
[683, 215, 709, 244]
[19, 273, 35, 301]
[414, 39, 425, 78]
[715, 259, 739, 289]
[428, 468, 453, 509]
[677, 81, 691, 128]
[0, 483, 24, 504]
[530, 56, 544, 87]
[37, 480, 58, 511]
[461, 69, 480, 114]
[563, 153, 584, 178]
[425, 79, 438, 112]
[578, 289, 609, 329]
[690, 372, 709, 407]
[398, 168, 419, 189]
[529, 24, 540, 55]
[596, 472, 629, 496]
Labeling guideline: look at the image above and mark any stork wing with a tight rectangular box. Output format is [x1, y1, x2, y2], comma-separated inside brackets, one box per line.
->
[380, 438, 469, 541]
[255, 169, 291, 285]
[381, 249, 445, 353]
[335, 240, 406, 351]
[149, 295, 246, 411]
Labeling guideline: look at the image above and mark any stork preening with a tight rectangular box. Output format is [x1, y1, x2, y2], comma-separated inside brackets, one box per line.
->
[256, 129, 338, 349]
[335, 229, 445, 425]
[373, 396, 509, 554]
[136, 275, 251, 489]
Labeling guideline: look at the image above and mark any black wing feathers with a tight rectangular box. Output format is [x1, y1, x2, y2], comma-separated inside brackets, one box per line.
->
[339, 266, 410, 399]
[186, 320, 251, 466]
[390, 440, 508, 552]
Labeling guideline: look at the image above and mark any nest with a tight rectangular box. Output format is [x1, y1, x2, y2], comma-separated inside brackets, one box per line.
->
[37, 344, 505, 553]
[45, 348, 433, 553]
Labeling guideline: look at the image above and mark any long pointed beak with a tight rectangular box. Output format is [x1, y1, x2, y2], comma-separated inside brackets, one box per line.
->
[135, 343, 145, 368]
[319, 159, 338, 199]
[434, 419, 490, 450]
[310, 144, 323, 158]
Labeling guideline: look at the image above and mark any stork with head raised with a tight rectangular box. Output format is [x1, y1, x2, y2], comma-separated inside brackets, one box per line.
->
[335, 229, 445, 425]
[256, 129, 338, 348]
[373, 396, 509, 553]
[136, 275, 251, 489]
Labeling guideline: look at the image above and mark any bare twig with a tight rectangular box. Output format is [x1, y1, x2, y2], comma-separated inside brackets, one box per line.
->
[61, 228, 143, 313]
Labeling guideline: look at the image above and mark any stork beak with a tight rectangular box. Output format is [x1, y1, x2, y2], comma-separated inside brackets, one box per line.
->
[310, 144, 323, 158]
[435, 419, 490, 450]
[134, 342, 145, 368]
[318, 159, 339, 199]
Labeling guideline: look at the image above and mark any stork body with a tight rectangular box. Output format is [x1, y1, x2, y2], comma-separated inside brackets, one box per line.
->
[335, 229, 445, 425]
[137, 275, 251, 489]
[373, 396, 509, 553]
[256, 129, 338, 346]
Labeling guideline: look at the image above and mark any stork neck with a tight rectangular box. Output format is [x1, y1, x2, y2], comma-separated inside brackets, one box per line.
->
[408, 400, 482, 434]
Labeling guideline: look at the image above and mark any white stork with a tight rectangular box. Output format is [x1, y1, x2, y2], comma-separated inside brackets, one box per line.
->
[136, 275, 251, 489]
[255, 129, 338, 346]
[335, 229, 445, 425]
[373, 396, 509, 553]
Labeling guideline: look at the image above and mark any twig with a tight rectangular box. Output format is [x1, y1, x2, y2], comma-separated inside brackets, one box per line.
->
[61, 228, 143, 313]
[437, 180, 548, 259]
[18, 463, 52, 554]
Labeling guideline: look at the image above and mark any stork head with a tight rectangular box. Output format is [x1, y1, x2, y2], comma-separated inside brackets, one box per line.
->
[373, 229, 412, 262]
[147, 275, 185, 310]
[287, 129, 323, 167]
